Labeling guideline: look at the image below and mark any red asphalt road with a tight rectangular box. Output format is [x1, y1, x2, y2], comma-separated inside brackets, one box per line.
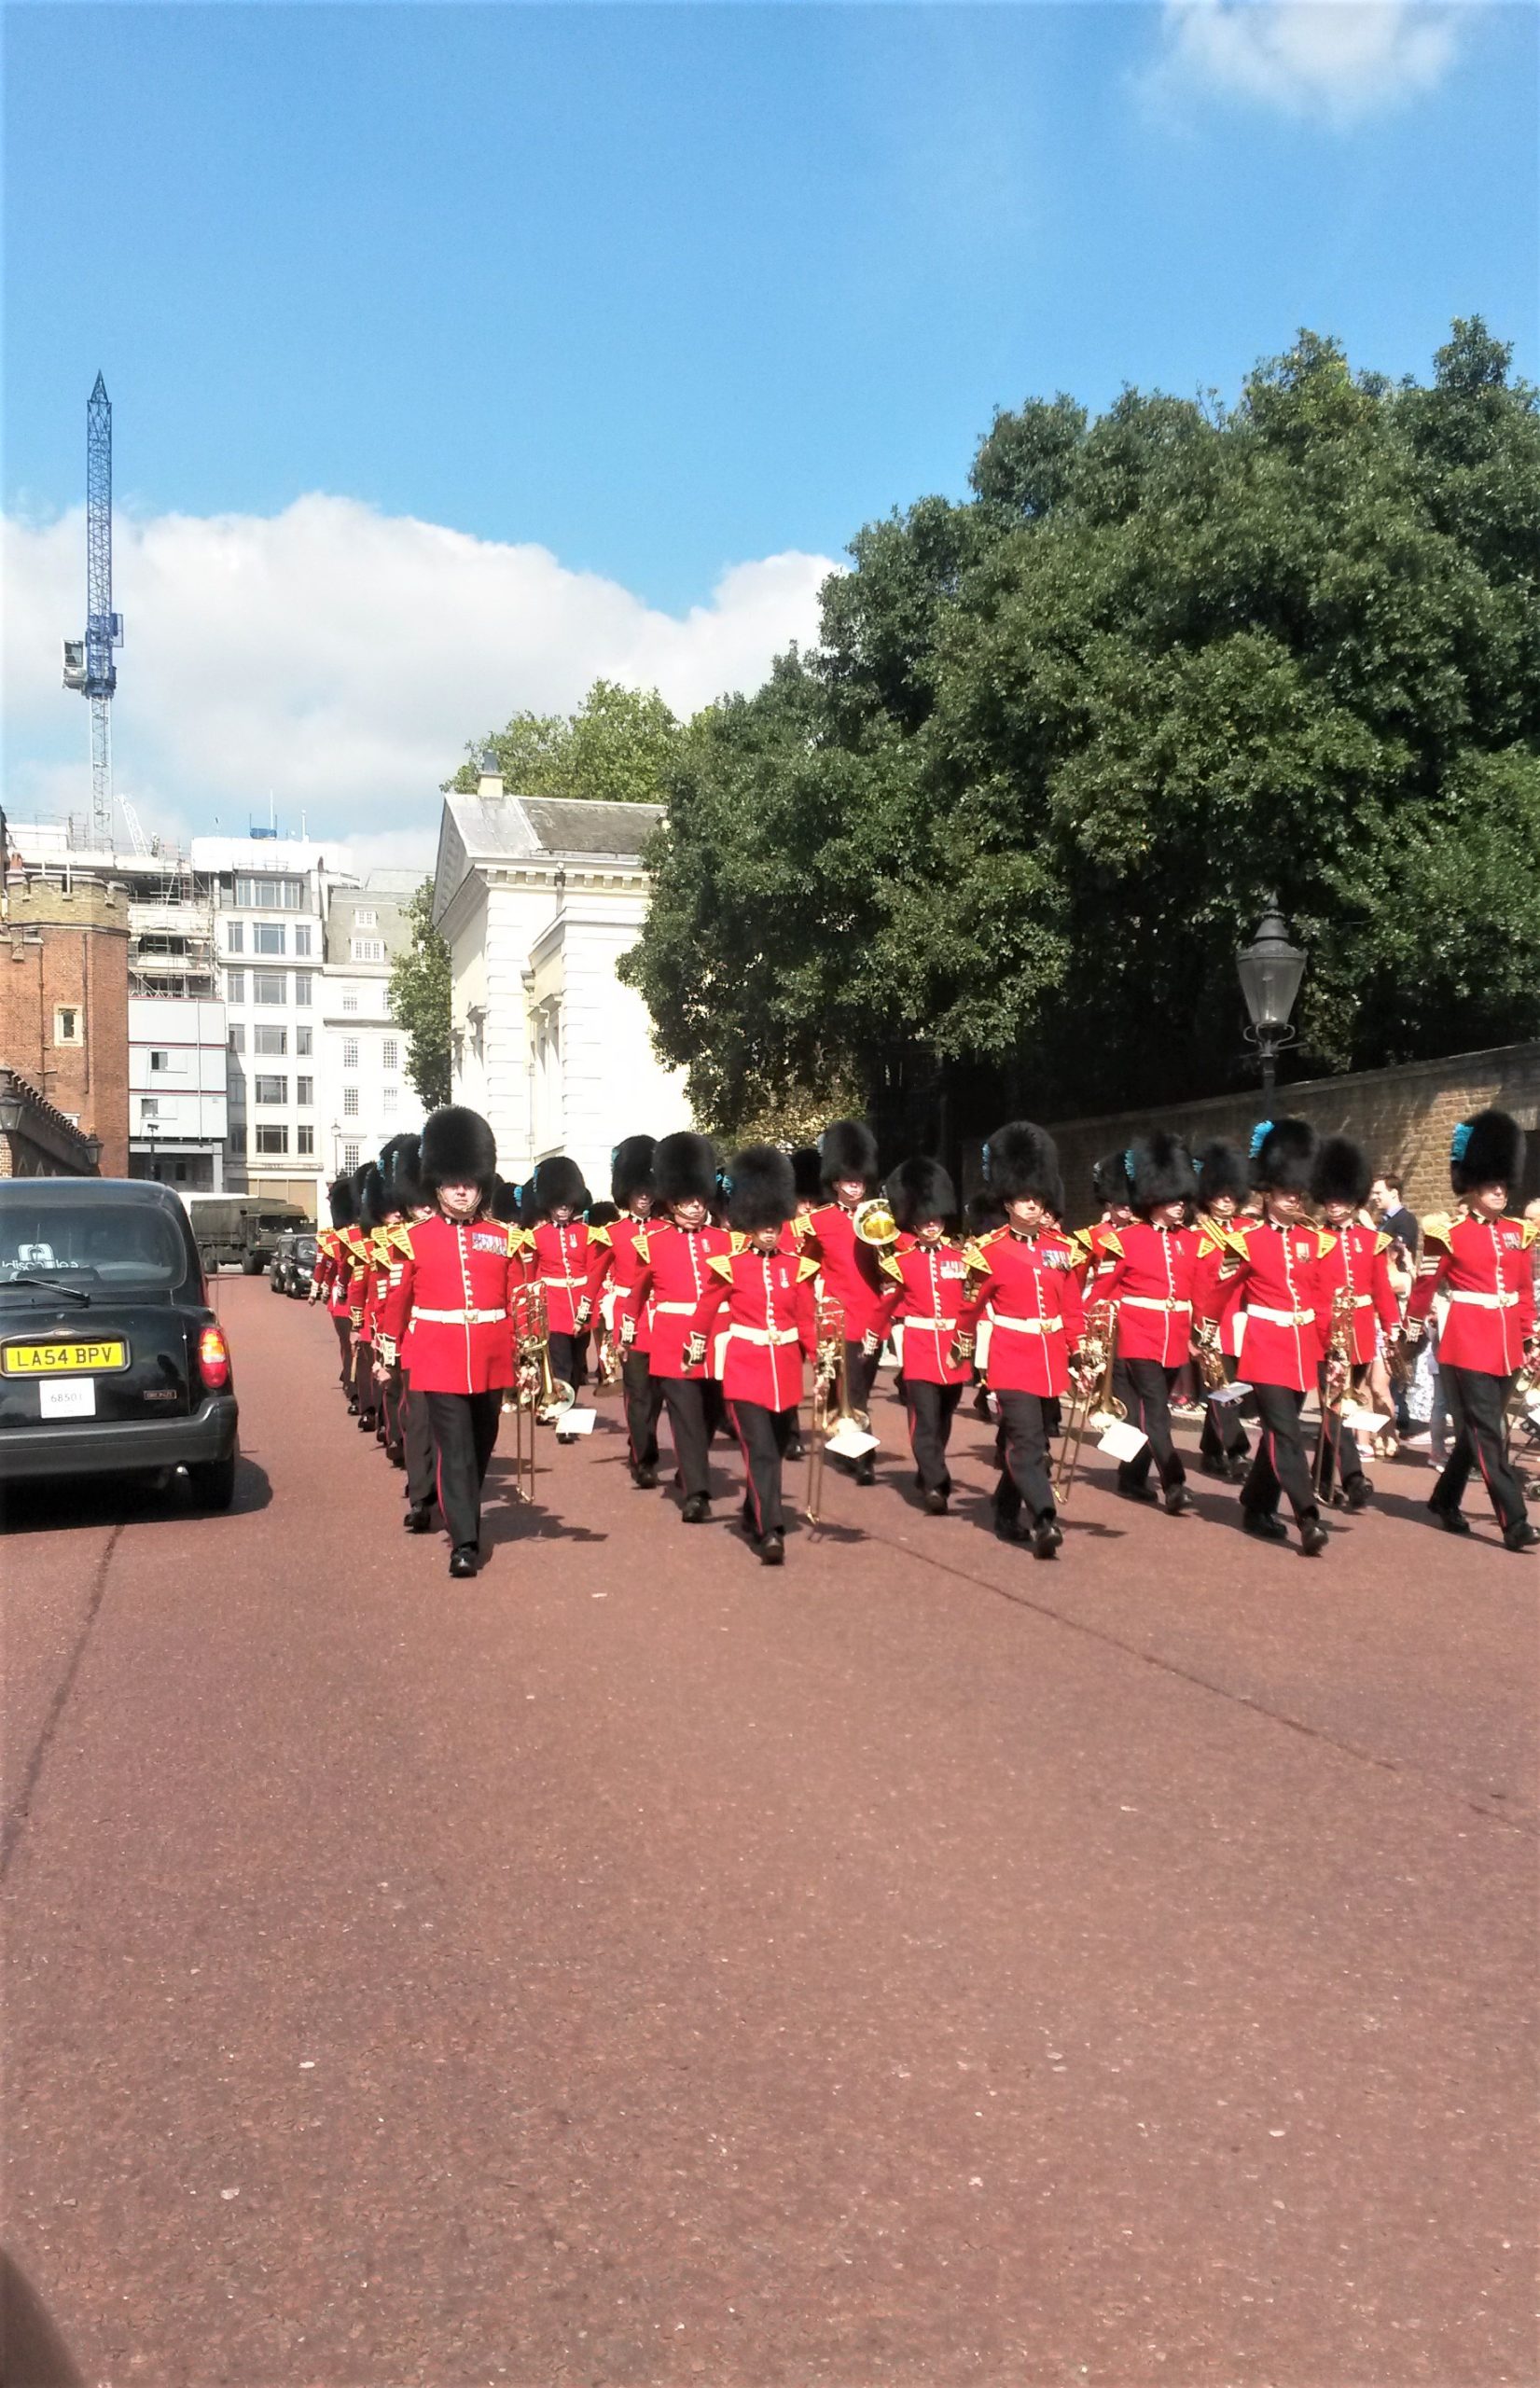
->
[2, 1278, 1536, 2388]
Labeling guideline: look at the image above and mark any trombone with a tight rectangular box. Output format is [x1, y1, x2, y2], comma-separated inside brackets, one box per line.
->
[1313, 1286, 1356, 1498]
[805, 1297, 847, 1526]
[503, 1284, 576, 1501]
[1053, 1299, 1122, 1502]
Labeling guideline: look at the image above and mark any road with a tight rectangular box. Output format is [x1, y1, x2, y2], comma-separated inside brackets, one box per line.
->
[3, 1278, 1536, 2387]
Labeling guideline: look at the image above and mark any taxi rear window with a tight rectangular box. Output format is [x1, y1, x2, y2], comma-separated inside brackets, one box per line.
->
[0, 1201, 187, 1292]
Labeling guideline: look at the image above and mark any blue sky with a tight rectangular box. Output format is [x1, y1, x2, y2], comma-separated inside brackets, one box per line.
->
[5, 2, 1536, 852]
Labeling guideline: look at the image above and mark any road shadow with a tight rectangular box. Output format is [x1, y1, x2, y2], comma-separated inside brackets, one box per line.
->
[0, 1455, 271, 1538]
[0, 2249, 84, 2387]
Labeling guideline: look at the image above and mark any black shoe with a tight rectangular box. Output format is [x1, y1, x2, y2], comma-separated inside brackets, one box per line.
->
[1164, 1485, 1195, 1518]
[993, 1510, 1024, 1544]
[923, 1488, 949, 1516]
[1503, 1520, 1540, 1553]
[1031, 1516, 1063, 1560]
[357, 1412, 376, 1433]
[854, 1453, 877, 1487]
[403, 1504, 435, 1534]
[784, 1434, 804, 1464]
[759, 1531, 785, 1568]
[1427, 1500, 1471, 1536]
[632, 1464, 659, 1490]
[1344, 1478, 1372, 1513]
[681, 1493, 711, 1524]
[1199, 1453, 1230, 1479]
[1242, 1508, 1289, 1544]
[1299, 1518, 1329, 1557]
[386, 1441, 405, 1469]
[1117, 1479, 1158, 1506]
[346, 1398, 359, 1415]
[448, 1548, 478, 1579]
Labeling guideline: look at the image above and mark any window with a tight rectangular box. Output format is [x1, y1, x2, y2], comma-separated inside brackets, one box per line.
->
[53, 1006, 82, 1046]
[294, 924, 312, 958]
[255, 1124, 290, 1156]
[253, 971, 285, 1006]
[296, 1076, 313, 1105]
[296, 1025, 313, 1056]
[225, 922, 244, 954]
[255, 923, 285, 956]
[254, 1024, 287, 1056]
[235, 874, 304, 910]
[382, 1038, 399, 1072]
[342, 1038, 359, 1069]
[342, 1141, 361, 1172]
[230, 1123, 247, 1156]
[293, 973, 313, 1007]
[342, 993, 358, 1014]
[342, 1088, 359, 1118]
[297, 1125, 315, 1157]
[382, 1086, 396, 1113]
[350, 937, 384, 964]
[140, 1096, 159, 1120]
[254, 1076, 287, 1105]
[149, 1049, 170, 1072]
[226, 969, 245, 1003]
[354, 908, 378, 929]
[228, 1024, 245, 1053]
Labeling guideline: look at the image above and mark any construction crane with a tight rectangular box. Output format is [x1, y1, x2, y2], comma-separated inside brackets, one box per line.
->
[61, 372, 123, 847]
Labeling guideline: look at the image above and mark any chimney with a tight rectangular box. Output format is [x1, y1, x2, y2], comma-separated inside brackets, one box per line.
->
[477, 747, 505, 800]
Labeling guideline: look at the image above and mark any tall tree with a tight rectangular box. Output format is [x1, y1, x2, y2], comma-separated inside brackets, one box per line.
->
[448, 679, 680, 804]
[386, 879, 452, 1112]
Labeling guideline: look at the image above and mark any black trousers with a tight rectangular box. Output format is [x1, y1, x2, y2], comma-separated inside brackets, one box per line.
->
[993, 1389, 1057, 1524]
[547, 1332, 581, 1403]
[354, 1342, 379, 1424]
[1199, 1351, 1251, 1463]
[1241, 1383, 1320, 1524]
[332, 1311, 353, 1386]
[729, 1399, 795, 1537]
[401, 1370, 437, 1511]
[422, 1389, 502, 1553]
[622, 1348, 662, 1469]
[1434, 1366, 1527, 1533]
[1314, 1362, 1367, 1498]
[903, 1380, 963, 1495]
[843, 1340, 881, 1416]
[1113, 1357, 1186, 1493]
[659, 1377, 724, 1502]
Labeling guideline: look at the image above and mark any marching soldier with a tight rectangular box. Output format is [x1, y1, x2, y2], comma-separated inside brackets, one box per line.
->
[629, 1132, 731, 1523]
[345, 1162, 382, 1431]
[868, 1158, 976, 1514]
[312, 1175, 357, 1392]
[1201, 1120, 1330, 1556]
[1194, 1140, 1254, 1478]
[1409, 1110, 1538, 1551]
[587, 1135, 664, 1489]
[1311, 1134, 1401, 1510]
[1073, 1152, 1134, 1296]
[688, 1145, 822, 1566]
[376, 1134, 443, 1535]
[1099, 1132, 1211, 1516]
[520, 1157, 594, 1425]
[377, 1106, 521, 1578]
[801, 1120, 886, 1485]
[965, 1122, 1084, 1560]
[791, 1147, 824, 1222]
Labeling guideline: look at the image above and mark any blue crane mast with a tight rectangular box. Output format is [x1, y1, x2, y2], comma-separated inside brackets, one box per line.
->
[61, 372, 123, 845]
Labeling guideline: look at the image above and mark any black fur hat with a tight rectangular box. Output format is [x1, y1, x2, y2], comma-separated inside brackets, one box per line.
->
[655, 1131, 718, 1211]
[587, 1200, 620, 1229]
[489, 1178, 522, 1225]
[1131, 1132, 1198, 1216]
[791, 1146, 824, 1208]
[1090, 1149, 1134, 1210]
[727, 1143, 796, 1233]
[886, 1156, 957, 1235]
[611, 1134, 656, 1208]
[355, 1162, 385, 1232]
[378, 1132, 423, 1217]
[1249, 1118, 1316, 1195]
[984, 1120, 1063, 1213]
[965, 1187, 1006, 1239]
[420, 1104, 497, 1201]
[533, 1155, 590, 1217]
[1311, 1133, 1371, 1211]
[1196, 1139, 1248, 1208]
[327, 1174, 357, 1230]
[819, 1118, 879, 1196]
[1450, 1107, 1525, 1197]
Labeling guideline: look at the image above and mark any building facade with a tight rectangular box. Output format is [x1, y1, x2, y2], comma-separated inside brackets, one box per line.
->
[317, 874, 424, 1182]
[0, 859, 131, 1174]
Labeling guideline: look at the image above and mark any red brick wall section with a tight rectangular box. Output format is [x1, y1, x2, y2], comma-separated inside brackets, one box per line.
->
[1, 882, 131, 1176]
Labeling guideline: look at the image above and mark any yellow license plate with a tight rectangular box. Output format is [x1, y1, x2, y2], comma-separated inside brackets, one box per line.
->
[1, 1339, 129, 1377]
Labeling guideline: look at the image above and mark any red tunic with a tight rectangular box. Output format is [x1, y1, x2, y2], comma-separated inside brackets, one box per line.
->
[801, 1202, 885, 1341]
[1213, 1221, 1330, 1392]
[312, 1228, 341, 1300]
[332, 1225, 368, 1321]
[632, 1220, 733, 1379]
[358, 1229, 394, 1348]
[378, 1213, 522, 1394]
[1408, 1212, 1537, 1374]
[1098, 1221, 1215, 1368]
[586, 1215, 654, 1356]
[874, 1238, 978, 1387]
[1070, 1219, 1122, 1298]
[520, 1218, 599, 1336]
[966, 1225, 1085, 1397]
[1314, 1224, 1400, 1366]
[691, 1243, 820, 1409]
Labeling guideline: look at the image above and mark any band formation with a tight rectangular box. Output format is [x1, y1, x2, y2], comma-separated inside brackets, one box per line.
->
[307, 1104, 1539, 1580]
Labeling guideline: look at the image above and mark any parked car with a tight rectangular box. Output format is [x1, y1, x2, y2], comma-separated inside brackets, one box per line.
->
[269, 1229, 317, 1298]
[0, 1177, 240, 1509]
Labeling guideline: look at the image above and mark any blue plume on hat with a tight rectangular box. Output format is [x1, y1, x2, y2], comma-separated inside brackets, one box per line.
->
[1249, 1119, 1273, 1160]
[1450, 1121, 1472, 1165]
[1123, 1147, 1136, 1179]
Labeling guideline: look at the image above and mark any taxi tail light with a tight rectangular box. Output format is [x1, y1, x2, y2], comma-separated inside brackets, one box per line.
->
[197, 1324, 230, 1391]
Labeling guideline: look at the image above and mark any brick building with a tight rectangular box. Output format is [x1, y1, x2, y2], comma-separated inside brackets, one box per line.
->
[0, 875, 131, 1175]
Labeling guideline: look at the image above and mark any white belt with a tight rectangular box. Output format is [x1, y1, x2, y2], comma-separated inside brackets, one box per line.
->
[1448, 1289, 1519, 1309]
[730, 1325, 800, 1347]
[540, 1275, 579, 1290]
[414, 1306, 506, 1326]
[992, 1314, 1057, 1336]
[901, 1314, 948, 1332]
[1122, 1297, 1192, 1315]
[1249, 1305, 1315, 1326]
[653, 1300, 698, 1315]
[1352, 1294, 1373, 1307]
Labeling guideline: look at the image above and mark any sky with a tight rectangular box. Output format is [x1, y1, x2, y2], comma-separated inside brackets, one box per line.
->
[4, 0, 1536, 867]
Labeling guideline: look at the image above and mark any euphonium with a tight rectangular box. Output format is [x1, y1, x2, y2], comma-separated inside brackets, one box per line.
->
[853, 1197, 899, 1254]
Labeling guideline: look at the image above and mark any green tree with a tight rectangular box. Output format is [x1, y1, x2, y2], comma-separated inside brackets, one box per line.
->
[448, 679, 681, 804]
[387, 879, 452, 1113]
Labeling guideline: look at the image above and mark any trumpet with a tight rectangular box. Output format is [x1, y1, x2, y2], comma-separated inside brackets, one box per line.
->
[1053, 1300, 1123, 1501]
[503, 1284, 576, 1501]
[805, 1297, 847, 1526]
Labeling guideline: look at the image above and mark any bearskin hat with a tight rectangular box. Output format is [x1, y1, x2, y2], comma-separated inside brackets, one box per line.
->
[655, 1131, 718, 1211]
[726, 1143, 796, 1234]
[1090, 1149, 1134, 1211]
[1131, 1132, 1198, 1216]
[1249, 1117, 1316, 1195]
[378, 1132, 424, 1217]
[886, 1156, 957, 1235]
[1195, 1139, 1248, 1209]
[1311, 1133, 1371, 1212]
[420, 1104, 497, 1200]
[984, 1120, 1063, 1213]
[791, 1146, 824, 1208]
[819, 1118, 879, 1196]
[587, 1200, 619, 1229]
[611, 1134, 656, 1208]
[1450, 1107, 1525, 1197]
[489, 1178, 522, 1225]
[354, 1161, 385, 1232]
[327, 1174, 357, 1229]
[966, 1187, 1006, 1239]
[533, 1155, 590, 1217]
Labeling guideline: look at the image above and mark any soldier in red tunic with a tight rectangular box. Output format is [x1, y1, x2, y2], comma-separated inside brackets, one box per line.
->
[688, 1145, 822, 1566]
[375, 1134, 441, 1534]
[312, 1176, 357, 1395]
[520, 1157, 595, 1428]
[629, 1132, 730, 1523]
[377, 1105, 521, 1577]
[868, 1158, 977, 1515]
[800, 1120, 885, 1486]
[1408, 1110, 1538, 1551]
[965, 1122, 1084, 1560]
[1310, 1134, 1402, 1511]
[586, 1134, 663, 1489]
[1072, 1153, 1135, 1297]
[1193, 1140, 1254, 1479]
[1099, 1132, 1214, 1516]
[342, 1163, 379, 1425]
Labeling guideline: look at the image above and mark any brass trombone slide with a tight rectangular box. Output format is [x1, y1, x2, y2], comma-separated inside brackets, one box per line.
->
[805, 1297, 846, 1526]
[1052, 1299, 1122, 1503]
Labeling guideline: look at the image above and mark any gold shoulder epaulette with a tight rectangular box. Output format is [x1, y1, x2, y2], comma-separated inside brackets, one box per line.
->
[1374, 1230, 1394, 1254]
[707, 1252, 734, 1281]
[1101, 1228, 1124, 1259]
[395, 1223, 416, 1260]
[880, 1250, 905, 1282]
[1422, 1213, 1453, 1249]
[1519, 1216, 1539, 1250]
[589, 1221, 612, 1249]
[798, 1254, 821, 1282]
[1069, 1226, 1093, 1256]
[1317, 1230, 1337, 1256]
[728, 1231, 749, 1254]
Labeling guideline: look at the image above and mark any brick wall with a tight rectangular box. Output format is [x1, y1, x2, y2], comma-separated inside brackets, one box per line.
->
[1, 881, 131, 1175]
[1035, 1042, 1540, 1223]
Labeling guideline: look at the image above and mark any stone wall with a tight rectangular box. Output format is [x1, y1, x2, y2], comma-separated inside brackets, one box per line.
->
[1, 880, 131, 1175]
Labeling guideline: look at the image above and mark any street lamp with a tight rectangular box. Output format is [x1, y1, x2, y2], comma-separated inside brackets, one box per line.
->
[330, 1119, 342, 1173]
[1237, 897, 1307, 1104]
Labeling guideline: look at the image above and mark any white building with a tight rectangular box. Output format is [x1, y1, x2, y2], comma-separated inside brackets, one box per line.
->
[129, 997, 229, 1187]
[318, 873, 424, 1183]
[433, 757, 692, 1192]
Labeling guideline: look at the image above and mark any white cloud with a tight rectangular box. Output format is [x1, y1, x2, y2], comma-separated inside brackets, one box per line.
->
[1151, 0, 1466, 125]
[2, 495, 836, 845]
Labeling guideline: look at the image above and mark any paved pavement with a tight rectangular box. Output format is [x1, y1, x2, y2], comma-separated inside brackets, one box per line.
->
[3, 1280, 1536, 2387]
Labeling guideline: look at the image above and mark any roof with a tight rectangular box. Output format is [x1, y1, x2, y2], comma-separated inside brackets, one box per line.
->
[434, 791, 661, 923]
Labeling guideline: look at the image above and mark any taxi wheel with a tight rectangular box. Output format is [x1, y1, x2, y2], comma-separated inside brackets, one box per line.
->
[187, 1451, 238, 1512]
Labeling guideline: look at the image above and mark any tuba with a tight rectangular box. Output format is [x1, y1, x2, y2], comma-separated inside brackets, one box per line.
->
[1053, 1299, 1123, 1502]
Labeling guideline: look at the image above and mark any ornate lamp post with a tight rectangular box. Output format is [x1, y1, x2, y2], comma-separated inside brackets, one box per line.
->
[1237, 898, 1307, 1104]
